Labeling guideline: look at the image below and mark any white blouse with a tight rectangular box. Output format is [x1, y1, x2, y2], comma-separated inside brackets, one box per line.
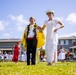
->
[28, 25, 35, 38]
[44, 18, 59, 40]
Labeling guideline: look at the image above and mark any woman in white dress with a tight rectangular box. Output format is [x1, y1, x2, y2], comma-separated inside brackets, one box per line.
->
[58, 48, 66, 62]
[42, 10, 64, 65]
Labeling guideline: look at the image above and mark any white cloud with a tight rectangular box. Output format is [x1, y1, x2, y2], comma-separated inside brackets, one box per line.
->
[0, 20, 5, 31]
[9, 15, 29, 25]
[66, 13, 76, 24]
[3, 33, 11, 38]
[0, 20, 9, 31]
[17, 26, 25, 31]
[9, 14, 29, 31]
[59, 32, 76, 37]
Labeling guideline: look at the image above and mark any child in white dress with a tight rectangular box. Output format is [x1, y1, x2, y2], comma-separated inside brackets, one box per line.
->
[58, 48, 66, 62]
[22, 51, 27, 62]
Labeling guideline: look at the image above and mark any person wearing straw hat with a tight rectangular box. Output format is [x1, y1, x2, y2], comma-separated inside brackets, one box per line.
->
[41, 10, 64, 65]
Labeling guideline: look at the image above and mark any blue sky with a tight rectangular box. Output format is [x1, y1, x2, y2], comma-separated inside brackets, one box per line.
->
[0, 0, 76, 39]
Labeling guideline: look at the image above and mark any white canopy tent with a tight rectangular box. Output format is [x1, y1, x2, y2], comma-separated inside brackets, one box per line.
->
[70, 46, 76, 53]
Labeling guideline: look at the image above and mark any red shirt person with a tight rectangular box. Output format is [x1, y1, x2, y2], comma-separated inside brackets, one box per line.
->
[12, 42, 20, 63]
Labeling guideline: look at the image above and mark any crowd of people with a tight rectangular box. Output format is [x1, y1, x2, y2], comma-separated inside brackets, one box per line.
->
[0, 47, 75, 63]
[0, 51, 13, 61]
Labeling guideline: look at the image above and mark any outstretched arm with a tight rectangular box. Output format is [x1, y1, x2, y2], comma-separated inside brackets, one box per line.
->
[37, 24, 46, 32]
[41, 24, 46, 31]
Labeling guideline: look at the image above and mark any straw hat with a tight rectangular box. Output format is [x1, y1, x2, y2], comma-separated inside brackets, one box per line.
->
[46, 10, 54, 15]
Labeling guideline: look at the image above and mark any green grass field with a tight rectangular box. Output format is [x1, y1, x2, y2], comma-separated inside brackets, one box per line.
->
[0, 62, 76, 75]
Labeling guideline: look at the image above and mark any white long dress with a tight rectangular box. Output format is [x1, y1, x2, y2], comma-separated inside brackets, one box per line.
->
[58, 49, 65, 60]
[45, 18, 59, 63]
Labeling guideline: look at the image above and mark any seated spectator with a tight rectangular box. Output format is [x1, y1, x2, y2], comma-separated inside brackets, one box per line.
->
[3, 51, 8, 61]
[8, 52, 13, 61]
[0, 51, 3, 61]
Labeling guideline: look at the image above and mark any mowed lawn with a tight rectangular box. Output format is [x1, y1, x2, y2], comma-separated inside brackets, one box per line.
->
[0, 62, 76, 75]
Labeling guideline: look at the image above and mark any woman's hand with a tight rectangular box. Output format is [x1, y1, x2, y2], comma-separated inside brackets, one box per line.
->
[42, 24, 46, 31]
[54, 28, 58, 32]
[54, 21, 64, 32]
[37, 26, 42, 32]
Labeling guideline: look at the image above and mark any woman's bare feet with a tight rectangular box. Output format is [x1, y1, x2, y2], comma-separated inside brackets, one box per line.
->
[51, 63, 55, 66]
[47, 62, 51, 66]
[51, 60, 55, 66]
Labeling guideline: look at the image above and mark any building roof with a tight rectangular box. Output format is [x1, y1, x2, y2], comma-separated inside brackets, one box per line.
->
[70, 46, 76, 49]
[0, 39, 21, 42]
[0, 48, 12, 50]
[59, 36, 76, 40]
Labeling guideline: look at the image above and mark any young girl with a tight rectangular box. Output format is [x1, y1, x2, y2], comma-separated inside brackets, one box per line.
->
[12, 42, 20, 63]
[42, 10, 64, 65]
[58, 48, 66, 62]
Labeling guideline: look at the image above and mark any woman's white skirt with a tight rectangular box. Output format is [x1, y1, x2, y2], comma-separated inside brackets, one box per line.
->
[45, 39, 57, 63]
